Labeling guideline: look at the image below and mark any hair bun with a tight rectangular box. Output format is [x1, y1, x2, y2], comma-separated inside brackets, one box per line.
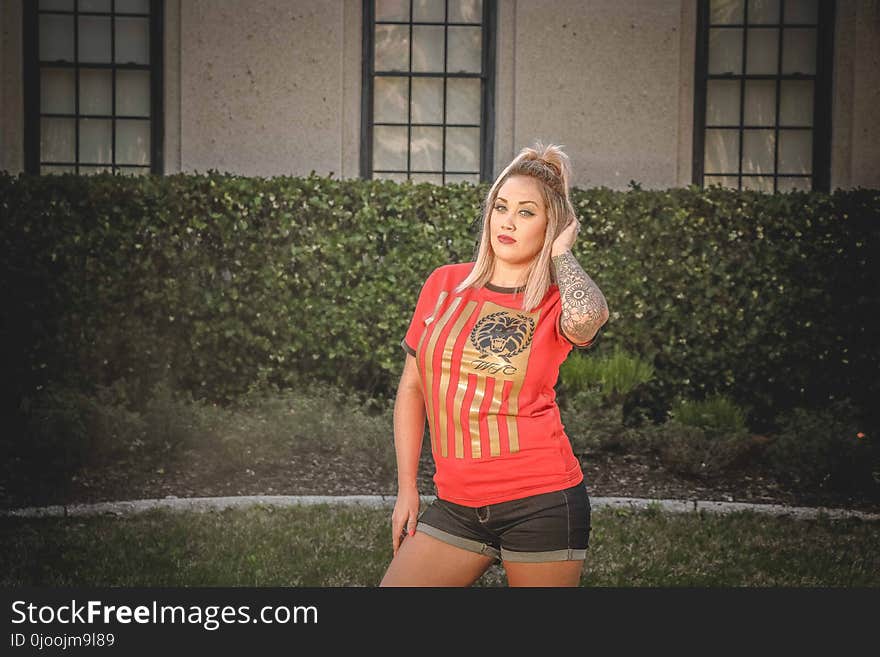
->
[541, 158, 562, 178]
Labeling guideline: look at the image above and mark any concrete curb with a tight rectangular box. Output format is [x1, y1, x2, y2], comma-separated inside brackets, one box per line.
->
[2, 494, 879, 522]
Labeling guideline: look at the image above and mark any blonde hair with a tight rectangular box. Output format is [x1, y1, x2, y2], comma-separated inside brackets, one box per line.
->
[454, 141, 577, 311]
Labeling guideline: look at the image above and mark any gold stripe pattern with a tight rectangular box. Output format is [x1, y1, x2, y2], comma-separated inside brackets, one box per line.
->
[504, 376, 523, 453]
[423, 296, 462, 458]
[417, 290, 449, 454]
[486, 378, 504, 456]
[468, 375, 486, 459]
[443, 301, 478, 459]
[467, 375, 482, 459]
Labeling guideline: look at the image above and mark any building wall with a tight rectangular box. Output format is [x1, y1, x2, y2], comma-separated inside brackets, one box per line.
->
[500, 0, 692, 189]
[0, 0, 24, 174]
[1, 0, 878, 189]
[848, 0, 880, 188]
[167, 0, 362, 179]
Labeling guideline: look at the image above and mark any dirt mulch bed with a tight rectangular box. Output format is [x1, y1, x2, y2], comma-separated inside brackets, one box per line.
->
[3, 446, 878, 515]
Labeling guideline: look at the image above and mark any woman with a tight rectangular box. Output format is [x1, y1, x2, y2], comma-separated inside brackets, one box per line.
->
[379, 142, 609, 587]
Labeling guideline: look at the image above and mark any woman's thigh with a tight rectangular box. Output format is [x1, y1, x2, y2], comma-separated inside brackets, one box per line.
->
[379, 531, 496, 587]
[502, 559, 585, 587]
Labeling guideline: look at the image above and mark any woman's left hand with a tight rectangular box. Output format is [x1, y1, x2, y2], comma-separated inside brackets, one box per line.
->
[551, 216, 580, 257]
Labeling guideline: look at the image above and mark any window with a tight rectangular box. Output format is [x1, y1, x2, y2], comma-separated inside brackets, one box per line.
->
[24, 0, 164, 175]
[693, 0, 834, 192]
[362, 0, 495, 184]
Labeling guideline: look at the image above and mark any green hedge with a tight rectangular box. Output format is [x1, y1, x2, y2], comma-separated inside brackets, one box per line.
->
[1, 171, 877, 435]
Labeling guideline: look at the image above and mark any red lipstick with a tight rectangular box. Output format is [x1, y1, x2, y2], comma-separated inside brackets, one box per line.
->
[497, 235, 516, 244]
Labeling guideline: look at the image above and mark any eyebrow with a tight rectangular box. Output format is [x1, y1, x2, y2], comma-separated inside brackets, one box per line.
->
[496, 197, 537, 206]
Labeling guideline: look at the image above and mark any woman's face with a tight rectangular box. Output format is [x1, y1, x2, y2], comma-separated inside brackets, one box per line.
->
[489, 174, 549, 267]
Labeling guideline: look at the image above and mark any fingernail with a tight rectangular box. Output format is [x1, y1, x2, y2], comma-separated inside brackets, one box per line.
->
[409, 529, 415, 536]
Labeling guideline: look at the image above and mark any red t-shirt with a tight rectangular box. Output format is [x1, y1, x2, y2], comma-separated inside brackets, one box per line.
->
[401, 262, 598, 507]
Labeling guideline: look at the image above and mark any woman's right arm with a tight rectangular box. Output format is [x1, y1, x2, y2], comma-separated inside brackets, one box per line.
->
[390, 352, 426, 557]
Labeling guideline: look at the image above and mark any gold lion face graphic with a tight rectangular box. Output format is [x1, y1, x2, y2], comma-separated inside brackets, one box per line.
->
[470, 311, 536, 363]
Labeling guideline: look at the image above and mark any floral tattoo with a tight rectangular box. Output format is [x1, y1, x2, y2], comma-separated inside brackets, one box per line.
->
[551, 250, 608, 343]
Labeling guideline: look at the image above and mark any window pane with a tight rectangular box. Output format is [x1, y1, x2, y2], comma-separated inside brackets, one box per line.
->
[446, 77, 481, 124]
[742, 129, 775, 173]
[784, 0, 817, 24]
[79, 16, 112, 63]
[448, 0, 482, 23]
[79, 68, 112, 115]
[39, 15, 74, 62]
[41, 165, 76, 174]
[375, 0, 410, 22]
[742, 176, 774, 192]
[413, 0, 445, 22]
[410, 126, 443, 170]
[79, 118, 112, 163]
[411, 77, 444, 123]
[746, 27, 778, 74]
[708, 28, 743, 74]
[710, 0, 744, 24]
[747, 0, 779, 24]
[779, 80, 813, 126]
[778, 129, 811, 174]
[41, 68, 75, 114]
[373, 125, 408, 170]
[704, 128, 740, 173]
[445, 173, 479, 185]
[704, 175, 739, 189]
[40, 117, 75, 162]
[412, 25, 444, 73]
[80, 0, 111, 11]
[744, 80, 775, 126]
[706, 80, 740, 125]
[116, 69, 151, 116]
[410, 173, 443, 185]
[447, 26, 481, 73]
[782, 28, 816, 74]
[375, 25, 409, 72]
[446, 127, 480, 172]
[374, 76, 409, 123]
[39, 0, 73, 11]
[116, 0, 151, 13]
[116, 119, 150, 165]
[116, 167, 150, 176]
[116, 17, 150, 65]
[776, 176, 811, 191]
[375, 171, 408, 182]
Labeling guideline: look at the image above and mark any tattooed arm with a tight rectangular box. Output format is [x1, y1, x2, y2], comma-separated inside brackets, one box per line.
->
[550, 249, 609, 346]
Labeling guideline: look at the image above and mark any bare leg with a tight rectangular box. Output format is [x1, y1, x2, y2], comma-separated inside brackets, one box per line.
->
[503, 560, 585, 587]
[379, 532, 496, 587]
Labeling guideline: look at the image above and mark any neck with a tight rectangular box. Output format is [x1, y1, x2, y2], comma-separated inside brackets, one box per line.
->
[490, 259, 532, 287]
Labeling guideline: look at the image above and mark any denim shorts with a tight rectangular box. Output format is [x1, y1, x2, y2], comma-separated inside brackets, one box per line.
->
[416, 481, 592, 564]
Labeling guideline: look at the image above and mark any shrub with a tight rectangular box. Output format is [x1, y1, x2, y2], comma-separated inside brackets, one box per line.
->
[650, 420, 756, 479]
[668, 393, 749, 439]
[763, 399, 878, 495]
[621, 378, 675, 427]
[560, 345, 654, 406]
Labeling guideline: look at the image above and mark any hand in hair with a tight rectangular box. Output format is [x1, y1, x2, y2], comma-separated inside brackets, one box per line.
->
[550, 215, 581, 257]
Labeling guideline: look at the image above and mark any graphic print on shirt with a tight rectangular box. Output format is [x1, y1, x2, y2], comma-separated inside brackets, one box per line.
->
[418, 296, 541, 461]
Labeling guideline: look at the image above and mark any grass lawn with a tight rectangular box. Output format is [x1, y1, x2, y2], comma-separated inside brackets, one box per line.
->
[1, 504, 877, 587]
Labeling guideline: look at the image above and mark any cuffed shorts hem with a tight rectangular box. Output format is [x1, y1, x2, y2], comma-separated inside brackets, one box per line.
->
[500, 547, 587, 563]
[416, 522, 502, 562]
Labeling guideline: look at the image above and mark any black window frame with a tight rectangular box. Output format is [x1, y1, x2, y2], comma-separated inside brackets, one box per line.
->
[693, 0, 835, 192]
[23, 0, 165, 175]
[360, 0, 496, 183]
